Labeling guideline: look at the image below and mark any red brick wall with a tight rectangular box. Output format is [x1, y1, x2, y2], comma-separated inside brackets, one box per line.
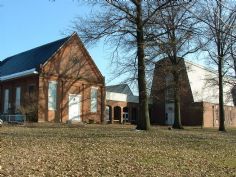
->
[38, 35, 105, 123]
[203, 102, 236, 127]
[151, 59, 236, 127]
[0, 76, 39, 115]
[181, 102, 203, 126]
[151, 59, 198, 125]
[106, 100, 139, 123]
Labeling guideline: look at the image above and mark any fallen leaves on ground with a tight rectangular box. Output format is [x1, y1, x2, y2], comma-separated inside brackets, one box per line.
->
[0, 124, 235, 177]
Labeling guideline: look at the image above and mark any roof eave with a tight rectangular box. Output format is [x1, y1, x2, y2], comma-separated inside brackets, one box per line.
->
[0, 68, 38, 81]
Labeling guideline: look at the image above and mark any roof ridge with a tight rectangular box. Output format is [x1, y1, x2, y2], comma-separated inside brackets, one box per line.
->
[184, 59, 216, 74]
[185, 59, 236, 80]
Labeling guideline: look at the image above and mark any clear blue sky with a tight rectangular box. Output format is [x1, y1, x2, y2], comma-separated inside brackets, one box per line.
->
[0, 0, 118, 85]
[0, 0, 207, 94]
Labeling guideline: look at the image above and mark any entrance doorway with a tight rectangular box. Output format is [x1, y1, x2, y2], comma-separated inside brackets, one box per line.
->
[165, 103, 174, 125]
[69, 94, 81, 121]
[114, 106, 121, 122]
[123, 107, 129, 122]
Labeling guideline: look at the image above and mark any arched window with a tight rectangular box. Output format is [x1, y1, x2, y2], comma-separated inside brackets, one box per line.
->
[105, 106, 112, 122]
[114, 106, 121, 121]
[166, 73, 174, 86]
[165, 74, 174, 102]
[123, 107, 128, 122]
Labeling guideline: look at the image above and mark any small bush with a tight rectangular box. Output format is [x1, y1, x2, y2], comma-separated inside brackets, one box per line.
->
[19, 94, 38, 122]
[88, 119, 95, 124]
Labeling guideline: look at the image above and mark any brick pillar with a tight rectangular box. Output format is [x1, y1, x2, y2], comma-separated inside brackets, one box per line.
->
[120, 106, 123, 124]
[100, 86, 106, 124]
[111, 106, 114, 124]
[129, 106, 132, 123]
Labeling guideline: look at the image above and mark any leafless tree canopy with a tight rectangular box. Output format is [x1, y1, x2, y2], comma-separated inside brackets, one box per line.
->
[73, 1, 174, 84]
[72, 0, 177, 130]
[71, 0, 235, 130]
[198, 0, 236, 75]
[192, 0, 236, 131]
[146, 0, 202, 62]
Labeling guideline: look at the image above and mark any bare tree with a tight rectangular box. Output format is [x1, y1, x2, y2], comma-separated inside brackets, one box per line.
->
[72, 0, 173, 130]
[146, 0, 202, 129]
[230, 26, 236, 108]
[230, 37, 236, 77]
[195, 0, 236, 131]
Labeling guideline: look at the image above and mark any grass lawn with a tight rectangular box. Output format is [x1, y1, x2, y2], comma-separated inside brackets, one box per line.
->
[0, 124, 236, 177]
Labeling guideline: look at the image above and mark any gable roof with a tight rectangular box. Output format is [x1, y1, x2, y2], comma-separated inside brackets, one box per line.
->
[0, 36, 70, 77]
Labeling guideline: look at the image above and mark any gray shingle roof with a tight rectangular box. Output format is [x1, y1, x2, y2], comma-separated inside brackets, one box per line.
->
[0, 36, 70, 77]
[106, 84, 134, 96]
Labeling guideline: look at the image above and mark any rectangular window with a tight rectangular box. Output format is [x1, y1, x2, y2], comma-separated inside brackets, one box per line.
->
[48, 81, 57, 110]
[28, 85, 35, 97]
[4, 89, 9, 113]
[91, 87, 98, 113]
[165, 88, 174, 102]
[15, 87, 21, 112]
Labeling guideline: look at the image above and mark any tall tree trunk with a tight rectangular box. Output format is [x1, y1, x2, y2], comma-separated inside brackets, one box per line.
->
[136, 0, 150, 130]
[172, 69, 183, 129]
[233, 57, 236, 106]
[217, 0, 226, 132]
[234, 58, 236, 77]
[218, 57, 226, 131]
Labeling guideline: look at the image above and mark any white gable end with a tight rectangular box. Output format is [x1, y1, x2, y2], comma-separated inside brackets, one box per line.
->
[185, 61, 235, 106]
[106, 92, 127, 102]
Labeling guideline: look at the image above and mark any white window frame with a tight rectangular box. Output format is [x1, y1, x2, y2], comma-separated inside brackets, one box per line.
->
[4, 89, 9, 113]
[15, 87, 21, 112]
[48, 81, 57, 110]
[91, 87, 98, 113]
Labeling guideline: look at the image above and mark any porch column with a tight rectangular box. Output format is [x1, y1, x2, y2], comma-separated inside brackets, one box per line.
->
[120, 106, 123, 124]
[111, 106, 114, 124]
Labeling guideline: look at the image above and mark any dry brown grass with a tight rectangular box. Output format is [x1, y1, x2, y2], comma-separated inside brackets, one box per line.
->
[0, 123, 236, 177]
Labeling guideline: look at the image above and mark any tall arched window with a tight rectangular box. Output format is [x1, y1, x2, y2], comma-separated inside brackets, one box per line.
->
[165, 74, 174, 102]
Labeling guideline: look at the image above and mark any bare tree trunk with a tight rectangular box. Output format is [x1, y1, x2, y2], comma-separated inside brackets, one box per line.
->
[101, 85, 106, 124]
[217, 0, 226, 132]
[218, 57, 226, 131]
[234, 58, 236, 77]
[136, 0, 150, 130]
[172, 69, 183, 129]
